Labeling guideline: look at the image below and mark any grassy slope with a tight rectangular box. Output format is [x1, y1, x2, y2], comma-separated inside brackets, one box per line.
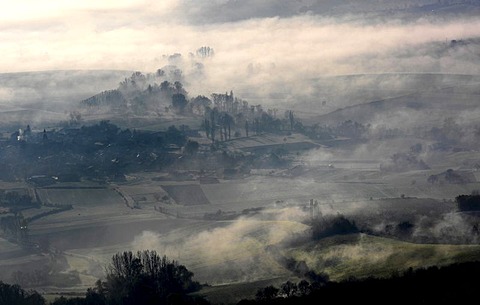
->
[197, 232, 480, 304]
[285, 233, 480, 281]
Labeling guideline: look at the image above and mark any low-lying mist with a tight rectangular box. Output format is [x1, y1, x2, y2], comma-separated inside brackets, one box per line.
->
[131, 207, 310, 284]
[129, 197, 477, 285]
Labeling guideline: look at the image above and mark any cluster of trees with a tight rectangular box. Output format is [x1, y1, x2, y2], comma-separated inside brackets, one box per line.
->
[0, 191, 36, 210]
[384, 221, 415, 238]
[0, 121, 193, 183]
[1, 251, 208, 305]
[196, 46, 214, 58]
[83, 85, 313, 144]
[251, 275, 329, 303]
[381, 152, 430, 172]
[0, 281, 45, 305]
[428, 117, 480, 151]
[0, 212, 29, 243]
[201, 92, 300, 143]
[334, 120, 369, 139]
[251, 268, 331, 303]
[239, 261, 480, 305]
[81, 68, 380, 148]
[300, 120, 370, 142]
[456, 194, 480, 212]
[430, 117, 463, 147]
[311, 214, 359, 240]
[428, 169, 472, 185]
[82, 71, 188, 115]
[86, 250, 204, 305]
[381, 143, 430, 172]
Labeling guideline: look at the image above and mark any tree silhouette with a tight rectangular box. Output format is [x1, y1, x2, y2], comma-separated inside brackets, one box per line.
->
[172, 93, 188, 114]
[255, 285, 279, 301]
[0, 281, 45, 305]
[281, 281, 298, 297]
[184, 140, 200, 155]
[95, 250, 201, 305]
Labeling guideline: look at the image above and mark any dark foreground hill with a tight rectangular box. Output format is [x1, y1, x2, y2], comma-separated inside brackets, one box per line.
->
[239, 261, 480, 305]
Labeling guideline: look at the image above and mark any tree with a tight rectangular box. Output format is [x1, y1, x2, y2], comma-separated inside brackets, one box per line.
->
[287, 110, 294, 130]
[98, 250, 201, 305]
[173, 81, 186, 94]
[196, 46, 214, 58]
[204, 119, 211, 138]
[222, 113, 234, 141]
[191, 96, 211, 115]
[210, 110, 217, 143]
[184, 140, 200, 155]
[281, 281, 298, 297]
[297, 280, 311, 296]
[69, 111, 82, 125]
[160, 80, 172, 92]
[166, 125, 186, 146]
[255, 285, 279, 301]
[172, 93, 188, 114]
[456, 194, 480, 212]
[0, 281, 45, 305]
[311, 214, 359, 240]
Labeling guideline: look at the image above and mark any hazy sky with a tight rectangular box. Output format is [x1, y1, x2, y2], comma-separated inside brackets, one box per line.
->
[1, 1, 479, 96]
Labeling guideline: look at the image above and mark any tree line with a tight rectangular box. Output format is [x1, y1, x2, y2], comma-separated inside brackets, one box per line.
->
[1, 250, 209, 305]
[239, 261, 480, 305]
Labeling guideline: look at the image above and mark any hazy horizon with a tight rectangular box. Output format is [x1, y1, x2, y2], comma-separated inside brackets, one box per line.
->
[2, 1, 480, 108]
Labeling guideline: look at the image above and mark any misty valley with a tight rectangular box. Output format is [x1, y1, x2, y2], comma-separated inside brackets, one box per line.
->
[1, 69, 480, 304]
[1, 1, 480, 304]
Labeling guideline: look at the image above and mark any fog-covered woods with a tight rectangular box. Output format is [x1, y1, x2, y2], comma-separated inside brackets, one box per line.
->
[81, 70, 187, 115]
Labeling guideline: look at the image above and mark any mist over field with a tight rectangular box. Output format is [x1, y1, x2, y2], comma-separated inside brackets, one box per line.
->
[1, 1, 480, 305]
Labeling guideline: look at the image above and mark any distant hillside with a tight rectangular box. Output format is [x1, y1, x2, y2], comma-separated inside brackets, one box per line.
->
[193, 0, 480, 23]
[0, 70, 132, 109]
[309, 73, 480, 130]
